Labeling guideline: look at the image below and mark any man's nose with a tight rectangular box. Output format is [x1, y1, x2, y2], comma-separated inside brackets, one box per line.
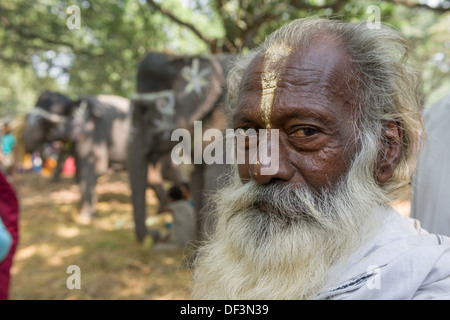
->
[248, 130, 293, 184]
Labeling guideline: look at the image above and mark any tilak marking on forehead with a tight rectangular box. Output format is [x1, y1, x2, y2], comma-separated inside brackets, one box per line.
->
[260, 43, 292, 129]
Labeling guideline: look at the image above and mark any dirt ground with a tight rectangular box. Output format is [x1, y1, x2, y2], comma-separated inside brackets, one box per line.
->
[8, 170, 192, 300]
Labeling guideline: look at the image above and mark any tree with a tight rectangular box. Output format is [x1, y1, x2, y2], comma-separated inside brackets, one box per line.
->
[145, 0, 450, 107]
[0, 0, 207, 114]
[0, 0, 448, 116]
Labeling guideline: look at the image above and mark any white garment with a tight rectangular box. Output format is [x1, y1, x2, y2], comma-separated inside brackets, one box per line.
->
[315, 206, 450, 300]
[168, 200, 196, 247]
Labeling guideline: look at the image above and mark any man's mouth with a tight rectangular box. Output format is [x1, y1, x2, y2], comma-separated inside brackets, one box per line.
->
[253, 201, 277, 214]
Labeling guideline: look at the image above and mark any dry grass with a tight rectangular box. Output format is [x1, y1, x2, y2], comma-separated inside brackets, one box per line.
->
[8, 171, 192, 300]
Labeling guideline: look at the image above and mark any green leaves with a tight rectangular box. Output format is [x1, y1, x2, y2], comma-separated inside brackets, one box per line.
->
[0, 0, 448, 115]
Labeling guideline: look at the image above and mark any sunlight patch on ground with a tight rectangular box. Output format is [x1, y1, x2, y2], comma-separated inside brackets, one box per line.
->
[47, 246, 83, 266]
[50, 189, 80, 203]
[56, 226, 81, 238]
[14, 244, 38, 261]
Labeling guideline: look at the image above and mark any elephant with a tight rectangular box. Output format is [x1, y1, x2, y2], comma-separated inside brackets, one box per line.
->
[128, 51, 236, 244]
[23, 90, 188, 223]
[23, 91, 131, 221]
[22, 90, 74, 181]
[68, 94, 131, 221]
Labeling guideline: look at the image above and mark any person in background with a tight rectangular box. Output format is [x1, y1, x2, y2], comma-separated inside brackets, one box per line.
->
[179, 182, 194, 208]
[164, 185, 196, 248]
[0, 216, 12, 267]
[410, 94, 450, 237]
[0, 123, 18, 183]
[0, 171, 19, 300]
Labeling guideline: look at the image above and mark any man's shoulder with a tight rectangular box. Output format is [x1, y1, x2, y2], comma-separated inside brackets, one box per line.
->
[316, 207, 450, 300]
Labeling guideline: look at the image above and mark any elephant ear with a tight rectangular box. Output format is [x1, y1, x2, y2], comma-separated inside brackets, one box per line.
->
[35, 90, 73, 116]
[172, 55, 226, 127]
[75, 95, 104, 119]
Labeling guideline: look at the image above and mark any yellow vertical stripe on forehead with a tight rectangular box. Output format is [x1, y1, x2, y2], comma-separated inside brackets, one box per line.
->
[260, 43, 292, 129]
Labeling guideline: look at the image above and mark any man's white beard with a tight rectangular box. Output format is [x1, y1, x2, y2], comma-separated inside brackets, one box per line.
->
[191, 143, 390, 300]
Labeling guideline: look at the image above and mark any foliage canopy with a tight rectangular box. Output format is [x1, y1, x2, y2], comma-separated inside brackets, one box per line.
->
[1, 0, 449, 117]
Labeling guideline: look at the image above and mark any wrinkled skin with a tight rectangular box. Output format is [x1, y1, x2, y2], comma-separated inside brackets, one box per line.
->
[234, 38, 402, 199]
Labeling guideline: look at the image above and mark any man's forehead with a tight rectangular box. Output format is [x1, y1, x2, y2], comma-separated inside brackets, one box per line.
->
[239, 38, 350, 95]
[234, 37, 352, 128]
[284, 40, 350, 84]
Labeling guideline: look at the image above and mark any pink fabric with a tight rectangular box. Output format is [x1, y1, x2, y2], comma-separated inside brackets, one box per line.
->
[62, 156, 76, 175]
[0, 172, 19, 300]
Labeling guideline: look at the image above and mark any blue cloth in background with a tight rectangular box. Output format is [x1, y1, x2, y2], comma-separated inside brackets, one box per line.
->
[0, 217, 11, 262]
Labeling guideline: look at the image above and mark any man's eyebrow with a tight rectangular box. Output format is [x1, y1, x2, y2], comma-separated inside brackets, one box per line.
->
[232, 113, 256, 126]
[274, 103, 339, 127]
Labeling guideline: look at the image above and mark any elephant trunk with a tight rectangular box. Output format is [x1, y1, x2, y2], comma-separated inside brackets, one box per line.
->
[128, 133, 150, 243]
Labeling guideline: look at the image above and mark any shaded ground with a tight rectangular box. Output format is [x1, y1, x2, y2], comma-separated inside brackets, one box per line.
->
[8, 171, 192, 300]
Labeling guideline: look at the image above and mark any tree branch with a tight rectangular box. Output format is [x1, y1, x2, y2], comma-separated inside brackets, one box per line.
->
[0, 15, 100, 57]
[289, 0, 449, 13]
[146, 0, 218, 51]
[384, 0, 450, 13]
[0, 53, 29, 66]
[288, 0, 348, 12]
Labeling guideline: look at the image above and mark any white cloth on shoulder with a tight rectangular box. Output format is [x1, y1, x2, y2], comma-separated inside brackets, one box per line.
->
[315, 206, 450, 300]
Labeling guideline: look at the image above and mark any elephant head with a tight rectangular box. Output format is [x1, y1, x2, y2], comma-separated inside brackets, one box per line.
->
[128, 51, 235, 243]
[131, 52, 233, 161]
[68, 96, 103, 143]
[69, 94, 130, 175]
[22, 90, 73, 154]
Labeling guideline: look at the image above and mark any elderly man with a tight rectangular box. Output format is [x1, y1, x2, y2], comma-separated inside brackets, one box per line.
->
[190, 17, 450, 300]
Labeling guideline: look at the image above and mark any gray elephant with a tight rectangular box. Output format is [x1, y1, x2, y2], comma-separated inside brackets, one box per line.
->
[23, 92, 131, 222]
[22, 90, 74, 181]
[23, 91, 187, 223]
[128, 51, 235, 244]
[68, 94, 131, 222]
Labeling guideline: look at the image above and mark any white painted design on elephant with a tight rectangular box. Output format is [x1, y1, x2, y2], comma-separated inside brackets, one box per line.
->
[131, 90, 176, 139]
[181, 58, 211, 97]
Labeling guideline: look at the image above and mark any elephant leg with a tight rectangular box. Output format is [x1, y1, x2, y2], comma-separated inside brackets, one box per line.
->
[129, 148, 150, 243]
[51, 148, 68, 182]
[75, 137, 103, 223]
[74, 153, 81, 184]
[190, 163, 205, 240]
[160, 153, 189, 185]
[147, 160, 169, 213]
[151, 183, 168, 213]
[193, 162, 231, 241]
[78, 153, 98, 223]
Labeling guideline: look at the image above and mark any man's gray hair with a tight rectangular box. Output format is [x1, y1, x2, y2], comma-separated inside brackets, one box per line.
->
[226, 17, 424, 203]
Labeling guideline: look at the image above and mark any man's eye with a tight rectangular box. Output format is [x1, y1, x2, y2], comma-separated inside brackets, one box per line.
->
[293, 128, 319, 137]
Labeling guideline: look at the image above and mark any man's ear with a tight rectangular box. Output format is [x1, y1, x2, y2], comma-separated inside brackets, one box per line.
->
[376, 121, 402, 183]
